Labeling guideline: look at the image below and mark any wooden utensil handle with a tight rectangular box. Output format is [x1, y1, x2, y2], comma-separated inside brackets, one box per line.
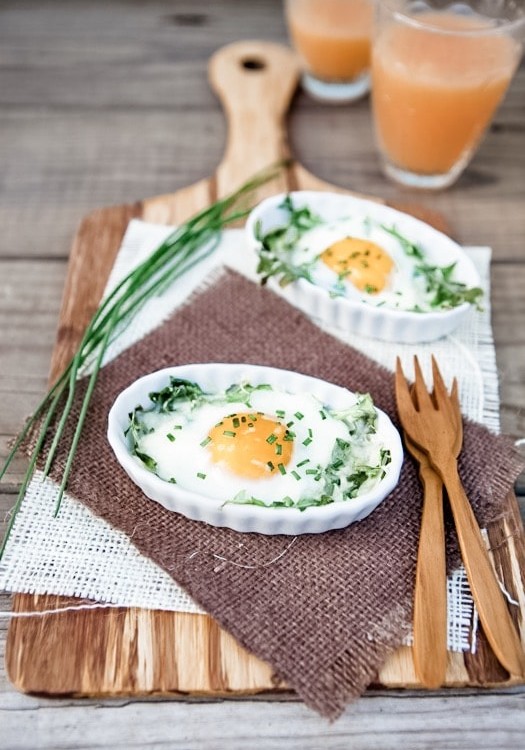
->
[413, 465, 448, 688]
[208, 41, 301, 198]
[441, 462, 525, 677]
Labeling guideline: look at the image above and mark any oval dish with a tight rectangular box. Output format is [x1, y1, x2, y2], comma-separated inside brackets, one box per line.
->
[107, 363, 403, 535]
[245, 191, 481, 344]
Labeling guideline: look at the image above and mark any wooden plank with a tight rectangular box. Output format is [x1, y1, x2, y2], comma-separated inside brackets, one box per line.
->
[4, 38, 525, 701]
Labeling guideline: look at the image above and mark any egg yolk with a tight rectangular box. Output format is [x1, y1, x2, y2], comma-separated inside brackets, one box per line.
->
[206, 412, 294, 479]
[320, 237, 393, 293]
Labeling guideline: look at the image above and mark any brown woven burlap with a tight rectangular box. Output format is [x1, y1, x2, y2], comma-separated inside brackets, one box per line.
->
[44, 269, 524, 718]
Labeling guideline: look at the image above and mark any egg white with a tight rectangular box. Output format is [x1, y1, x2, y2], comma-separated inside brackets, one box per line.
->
[291, 215, 430, 311]
[135, 389, 350, 504]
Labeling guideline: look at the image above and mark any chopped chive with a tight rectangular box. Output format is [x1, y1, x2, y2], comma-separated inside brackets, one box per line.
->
[248, 413, 257, 421]
[232, 417, 240, 429]
[169, 477, 177, 484]
[215, 421, 224, 427]
[291, 470, 301, 481]
[200, 436, 211, 447]
[241, 416, 247, 423]
[276, 410, 285, 418]
[267, 461, 275, 471]
[197, 472, 206, 480]
[331, 459, 344, 470]
[286, 421, 294, 428]
[266, 434, 278, 444]
[294, 412, 304, 420]
[247, 422, 254, 428]
[308, 428, 313, 437]
[297, 459, 310, 467]
[277, 463, 287, 475]
[166, 432, 176, 442]
[223, 430, 236, 438]
[302, 437, 313, 446]
[283, 432, 294, 441]
[320, 410, 327, 420]
[275, 443, 283, 456]
[305, 469, 318, 475]
[173, 424, 183, 430]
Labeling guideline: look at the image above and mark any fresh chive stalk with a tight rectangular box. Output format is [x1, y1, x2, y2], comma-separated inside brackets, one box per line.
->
[0, 165, 282, 559]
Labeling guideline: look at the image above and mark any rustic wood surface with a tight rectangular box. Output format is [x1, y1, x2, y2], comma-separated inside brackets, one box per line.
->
[1, 1, 525, 747]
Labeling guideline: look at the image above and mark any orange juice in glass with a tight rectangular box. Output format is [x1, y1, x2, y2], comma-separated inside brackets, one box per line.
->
[372, 1, 524, 189]
[285, 0, 374, 102]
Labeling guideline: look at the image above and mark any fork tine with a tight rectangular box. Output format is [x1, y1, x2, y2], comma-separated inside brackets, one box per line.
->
[413, 356, 434, 412]
[430, 355, 452, 413]
[432, 355, 459, 424]
[450, 377, 464, 447]
[395, 357, 416, 419]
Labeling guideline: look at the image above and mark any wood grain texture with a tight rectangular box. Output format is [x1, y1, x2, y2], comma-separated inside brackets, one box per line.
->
[1, 1, 524, 746]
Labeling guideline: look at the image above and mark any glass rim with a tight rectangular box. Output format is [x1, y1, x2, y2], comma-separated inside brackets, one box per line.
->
[379, 0, 525, 38]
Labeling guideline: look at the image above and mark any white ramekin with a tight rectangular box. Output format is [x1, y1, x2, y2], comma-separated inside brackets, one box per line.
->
[107, 363, 403, 535]
[245, 191, 482, 344]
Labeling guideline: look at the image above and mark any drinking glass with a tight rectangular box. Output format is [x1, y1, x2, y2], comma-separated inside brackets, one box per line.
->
[284, 0, 374, 102]
[371, 0, 524, 189]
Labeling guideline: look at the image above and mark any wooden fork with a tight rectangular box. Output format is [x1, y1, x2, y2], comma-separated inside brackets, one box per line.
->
[405, 379, 461, 688]
[395, 355, 525, 679]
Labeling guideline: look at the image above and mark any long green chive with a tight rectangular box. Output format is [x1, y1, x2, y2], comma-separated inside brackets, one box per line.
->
[0, 164, 284, 559]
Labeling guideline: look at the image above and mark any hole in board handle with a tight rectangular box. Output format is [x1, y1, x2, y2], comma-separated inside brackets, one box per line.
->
[240, 57, 266, 71]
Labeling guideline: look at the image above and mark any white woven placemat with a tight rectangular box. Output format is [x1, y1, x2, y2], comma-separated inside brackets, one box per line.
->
[0, 220, 497, 650]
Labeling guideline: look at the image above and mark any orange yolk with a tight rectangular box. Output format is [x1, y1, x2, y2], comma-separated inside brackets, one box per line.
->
[206, 412, 294, 479]
[320, 237, 393, 293]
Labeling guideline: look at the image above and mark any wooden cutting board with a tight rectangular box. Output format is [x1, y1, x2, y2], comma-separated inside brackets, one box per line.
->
[6, 41, 525, 697]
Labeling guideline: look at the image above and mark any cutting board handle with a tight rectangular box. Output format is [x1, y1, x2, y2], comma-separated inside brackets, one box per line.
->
[209, 41, 301, 197]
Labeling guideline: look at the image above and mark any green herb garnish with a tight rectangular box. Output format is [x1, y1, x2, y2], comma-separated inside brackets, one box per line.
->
[381, 224, 483, 310]
[255, 194, 322, 286]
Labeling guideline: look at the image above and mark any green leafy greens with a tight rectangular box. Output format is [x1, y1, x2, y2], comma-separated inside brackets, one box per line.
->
[126, 380, 390, 511]
[254, 195, 483, 312]
[380, 225, 483, 311]
[255, 194, 322, 286]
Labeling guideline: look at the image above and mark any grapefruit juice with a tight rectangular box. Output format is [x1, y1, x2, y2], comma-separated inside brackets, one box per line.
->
[372, 9, 521, 187]
[286, 0, 374, 101]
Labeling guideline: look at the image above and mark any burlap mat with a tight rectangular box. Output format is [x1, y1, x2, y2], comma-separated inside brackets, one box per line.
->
[43, 270, 524, 718]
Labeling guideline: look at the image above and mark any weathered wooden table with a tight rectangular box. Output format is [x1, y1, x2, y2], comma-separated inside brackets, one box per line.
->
[1, 2, 524, 747]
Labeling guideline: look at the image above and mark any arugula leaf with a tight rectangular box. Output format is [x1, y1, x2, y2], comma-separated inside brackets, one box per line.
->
[255, 195, 322, 286]
[148, 378, 206, 412]
[224, 382, 273, 406]
[382, 223, 483, 311]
